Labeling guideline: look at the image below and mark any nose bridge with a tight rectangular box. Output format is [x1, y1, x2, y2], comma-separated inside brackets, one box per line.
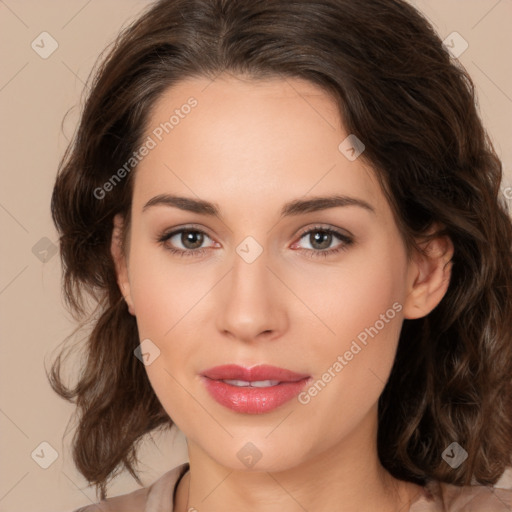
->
[225, 220, 271, 287]
[216, 233, 285, 340]
[230, 235, 272, 306]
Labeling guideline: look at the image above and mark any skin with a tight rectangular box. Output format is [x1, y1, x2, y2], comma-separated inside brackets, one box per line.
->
[111, 73, 454, 512]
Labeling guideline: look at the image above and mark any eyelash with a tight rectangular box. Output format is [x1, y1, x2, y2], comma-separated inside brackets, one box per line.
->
[157, 225, 354, 259]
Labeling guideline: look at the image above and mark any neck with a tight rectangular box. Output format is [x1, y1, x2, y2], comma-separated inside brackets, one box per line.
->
[174, 405, 423, 512]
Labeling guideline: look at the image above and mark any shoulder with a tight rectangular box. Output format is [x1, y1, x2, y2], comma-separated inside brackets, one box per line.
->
[70, 462, 190, 512]
[411, 477, 512, 511]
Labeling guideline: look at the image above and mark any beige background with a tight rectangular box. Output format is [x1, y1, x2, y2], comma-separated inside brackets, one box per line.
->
[1, 1, 511, 511]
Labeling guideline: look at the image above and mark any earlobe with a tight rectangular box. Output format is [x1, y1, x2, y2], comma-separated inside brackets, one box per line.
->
[403, 232, 454, 320]
[111, 214, 136, 316]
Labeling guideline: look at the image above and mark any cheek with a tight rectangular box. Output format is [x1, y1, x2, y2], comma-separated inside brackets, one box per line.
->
[292, 237, 407, 430]
[126, 242, 214, 408]
[127, 241, 211, 338]
[126, 244, 203, 425]
[298, 234, 407, 353]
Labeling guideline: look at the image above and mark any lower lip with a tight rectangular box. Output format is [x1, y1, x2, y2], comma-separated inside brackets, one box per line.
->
[201, 376, 311, 414]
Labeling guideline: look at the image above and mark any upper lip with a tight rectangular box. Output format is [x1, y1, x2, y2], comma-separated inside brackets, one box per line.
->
[201, 364, 310, 382]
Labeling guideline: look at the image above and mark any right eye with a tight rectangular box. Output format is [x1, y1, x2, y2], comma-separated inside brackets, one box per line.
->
[158, 227, 218, 257]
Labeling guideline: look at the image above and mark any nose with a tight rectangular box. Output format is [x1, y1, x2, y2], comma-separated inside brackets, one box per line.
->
[215, 243, 288, 344]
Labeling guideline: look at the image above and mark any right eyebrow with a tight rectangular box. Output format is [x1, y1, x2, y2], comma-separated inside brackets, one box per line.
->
[142, 194, 218, 215]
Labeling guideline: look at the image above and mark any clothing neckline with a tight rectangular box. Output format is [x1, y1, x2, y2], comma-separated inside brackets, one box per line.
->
[171, 462, 190, 508]
[166, 463, 437, 511]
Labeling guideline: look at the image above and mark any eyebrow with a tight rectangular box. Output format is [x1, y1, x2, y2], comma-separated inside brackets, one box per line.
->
[142, 193, 375, 217]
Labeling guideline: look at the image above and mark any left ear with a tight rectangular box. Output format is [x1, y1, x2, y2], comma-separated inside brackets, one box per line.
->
[111, 213, 136, 316]
[403, 226, 454, 320]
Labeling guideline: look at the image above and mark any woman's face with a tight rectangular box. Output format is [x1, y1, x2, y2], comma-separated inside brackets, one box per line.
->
[114, 73, 428, 471]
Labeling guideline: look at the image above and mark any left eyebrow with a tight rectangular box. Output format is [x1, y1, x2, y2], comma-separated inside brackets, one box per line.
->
[279, 194, 375, 217]
[142, 193, 376, 217]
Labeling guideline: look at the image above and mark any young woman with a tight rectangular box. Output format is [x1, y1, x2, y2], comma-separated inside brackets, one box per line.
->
[49, 0, 512, 511]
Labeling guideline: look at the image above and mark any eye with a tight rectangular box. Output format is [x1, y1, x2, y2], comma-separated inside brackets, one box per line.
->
[291, 225, 354, 259]
[157, 227, 217, 257]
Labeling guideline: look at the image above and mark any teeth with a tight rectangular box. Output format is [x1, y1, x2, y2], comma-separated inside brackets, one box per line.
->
[222, 379, 281, 387]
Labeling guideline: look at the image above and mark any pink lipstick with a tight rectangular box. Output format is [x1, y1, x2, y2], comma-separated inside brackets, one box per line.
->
[200, 364, 311, 414]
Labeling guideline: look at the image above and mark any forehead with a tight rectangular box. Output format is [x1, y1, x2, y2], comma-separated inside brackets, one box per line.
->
[133, 74, 383, 216]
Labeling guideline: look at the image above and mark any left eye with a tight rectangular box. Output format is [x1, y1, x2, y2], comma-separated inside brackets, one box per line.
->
[292, 226, 354, 258]
[295, 228, 350, 251]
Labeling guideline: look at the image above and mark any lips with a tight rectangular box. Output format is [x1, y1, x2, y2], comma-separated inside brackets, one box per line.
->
[200, 364, 310, 383]
[200, 364, 311, 414]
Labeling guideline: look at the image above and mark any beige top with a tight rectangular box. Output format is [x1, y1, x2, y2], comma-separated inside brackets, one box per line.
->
[72, 462, 512, 511]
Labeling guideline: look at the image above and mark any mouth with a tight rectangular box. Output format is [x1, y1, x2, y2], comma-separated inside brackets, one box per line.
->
[200, 363, 310, 383]
[200, 364, 311, 414]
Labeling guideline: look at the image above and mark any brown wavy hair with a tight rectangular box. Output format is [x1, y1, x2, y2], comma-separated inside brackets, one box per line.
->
[48, 0, 512, 501]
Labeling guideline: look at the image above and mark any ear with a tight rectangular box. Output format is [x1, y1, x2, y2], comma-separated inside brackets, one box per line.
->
[111, 214, 136, 315]
[403, 227, 454, 320]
